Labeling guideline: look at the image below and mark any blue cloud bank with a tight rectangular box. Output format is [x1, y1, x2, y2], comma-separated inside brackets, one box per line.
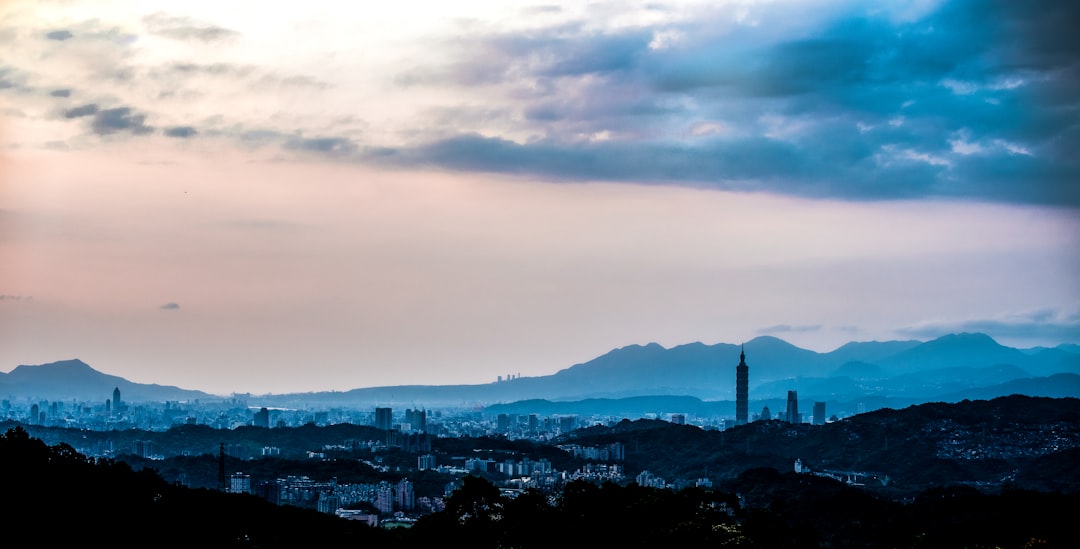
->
[372, 0, 1079, 206]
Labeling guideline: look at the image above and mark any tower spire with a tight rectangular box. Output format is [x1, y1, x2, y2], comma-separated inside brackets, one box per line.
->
[736, 344, 749, 425]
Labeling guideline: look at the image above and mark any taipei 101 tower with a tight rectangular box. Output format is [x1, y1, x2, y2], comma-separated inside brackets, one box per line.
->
[736, 346, 749, 425]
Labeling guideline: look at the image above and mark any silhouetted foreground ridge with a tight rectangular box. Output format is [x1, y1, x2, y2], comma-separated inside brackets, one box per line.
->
[0, 426, 391, 547]
[3, 421, 1078, 548]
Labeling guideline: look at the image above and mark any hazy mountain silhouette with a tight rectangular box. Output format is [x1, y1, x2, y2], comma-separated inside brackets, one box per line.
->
[3, 333, 1078, 408]
[0, 358, 216, 402]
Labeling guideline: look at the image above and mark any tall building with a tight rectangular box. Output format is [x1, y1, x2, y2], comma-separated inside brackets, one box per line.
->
[406, 408, 427, 432]
[418, 454, 436, 470]
[112, 387, 122, 416]
[253, 407, 270, 428]
[813, 401, 826, 425]
[396, 478, 415, 511]
[785, 390, 800, 423]
[230, 472, 251, 494]
[374, 407, 392, 431]
[736, 347, 749, 425]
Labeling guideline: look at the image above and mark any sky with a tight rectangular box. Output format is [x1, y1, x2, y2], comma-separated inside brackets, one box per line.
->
[1, 0, 1078, 396]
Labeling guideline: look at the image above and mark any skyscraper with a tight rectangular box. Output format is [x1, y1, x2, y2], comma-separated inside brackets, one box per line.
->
[786, 390, 800, 423]
[374, 407, 392, 431]
[253, 407, 270, 428]
[736, 347, 749, 425]
[405, 408, 427, 432]
[813, 401, 826, 425]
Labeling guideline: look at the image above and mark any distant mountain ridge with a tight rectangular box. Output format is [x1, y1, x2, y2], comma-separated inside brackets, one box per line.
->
[2, 333, 1078, 410]
[0, 359, 216, 403]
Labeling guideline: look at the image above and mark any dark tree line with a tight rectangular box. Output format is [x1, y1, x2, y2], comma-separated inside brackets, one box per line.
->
[4, 426, 1077, 548]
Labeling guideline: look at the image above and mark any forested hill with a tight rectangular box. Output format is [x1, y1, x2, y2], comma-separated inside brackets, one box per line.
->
[556, 395, 1080, 496]
[0, 425, 393, 548]
[3, 424, 1077, 549]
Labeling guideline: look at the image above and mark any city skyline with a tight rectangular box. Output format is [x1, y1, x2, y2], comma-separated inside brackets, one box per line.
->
[2, 0, 1078, 395]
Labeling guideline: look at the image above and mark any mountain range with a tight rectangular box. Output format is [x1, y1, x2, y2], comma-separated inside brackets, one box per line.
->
[2, 332, 1078, 413]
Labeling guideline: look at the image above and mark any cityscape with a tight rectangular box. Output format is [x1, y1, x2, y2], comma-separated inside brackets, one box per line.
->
[4, 340, 1078, 538]
[3, 0, 1078, 546]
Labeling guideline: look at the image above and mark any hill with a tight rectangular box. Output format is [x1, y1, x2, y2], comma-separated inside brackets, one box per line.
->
[555, 395, 1080, 496]
[4, 333, 1078, 409]
[0, 358, 216, 402]
[0, 425, 391, 547]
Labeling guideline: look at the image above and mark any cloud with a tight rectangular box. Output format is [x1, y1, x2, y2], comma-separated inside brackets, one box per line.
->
[757, 324, 822, 334]
[159, 302, 180, 310]
[49, 89, 72, 98]
[899, 308, 1080, 344]
[164, 126, 197, 138]
[381, 0, 1080, 207]
[363, 132, 976, 202]
[63, 104, 98, 118]
[284, 136, 357, 155]
[45, 30, 73, 41]
[0, 67, 26, 91]
[142, 12, 240, 42]
[90, 107, 153, 135]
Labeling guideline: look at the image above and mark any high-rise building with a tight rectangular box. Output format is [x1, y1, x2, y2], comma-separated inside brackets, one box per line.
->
[736, 347, 749, 425]
[418, 454, 436, 470]
[396, 479, 415, 511]
[230, 472, 251, 494]
[406, 408, 427, 432]
[813, 401, 826, 425]
[785, 390, 800, 423]
[112, 387, 123, 416]
[375, 482, 394, 514]
[374, 407, 392, 431]
[253, 407, 270, 428]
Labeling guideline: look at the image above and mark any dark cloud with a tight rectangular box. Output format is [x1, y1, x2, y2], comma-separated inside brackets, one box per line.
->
[365, 132, 1030, 202]
[50, 89, 72, 97]
[63, 104, 98, 118]
[0, 67, 22, 90]
[285, 136, 356, 155]
[164, 126, 197, 138]
[159, 302, 180, 310]
[91, 107, 153, 135]
[385, 0, 1080, 206]
[46, 30, 73, 41]
[143, 12, 240, 42]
